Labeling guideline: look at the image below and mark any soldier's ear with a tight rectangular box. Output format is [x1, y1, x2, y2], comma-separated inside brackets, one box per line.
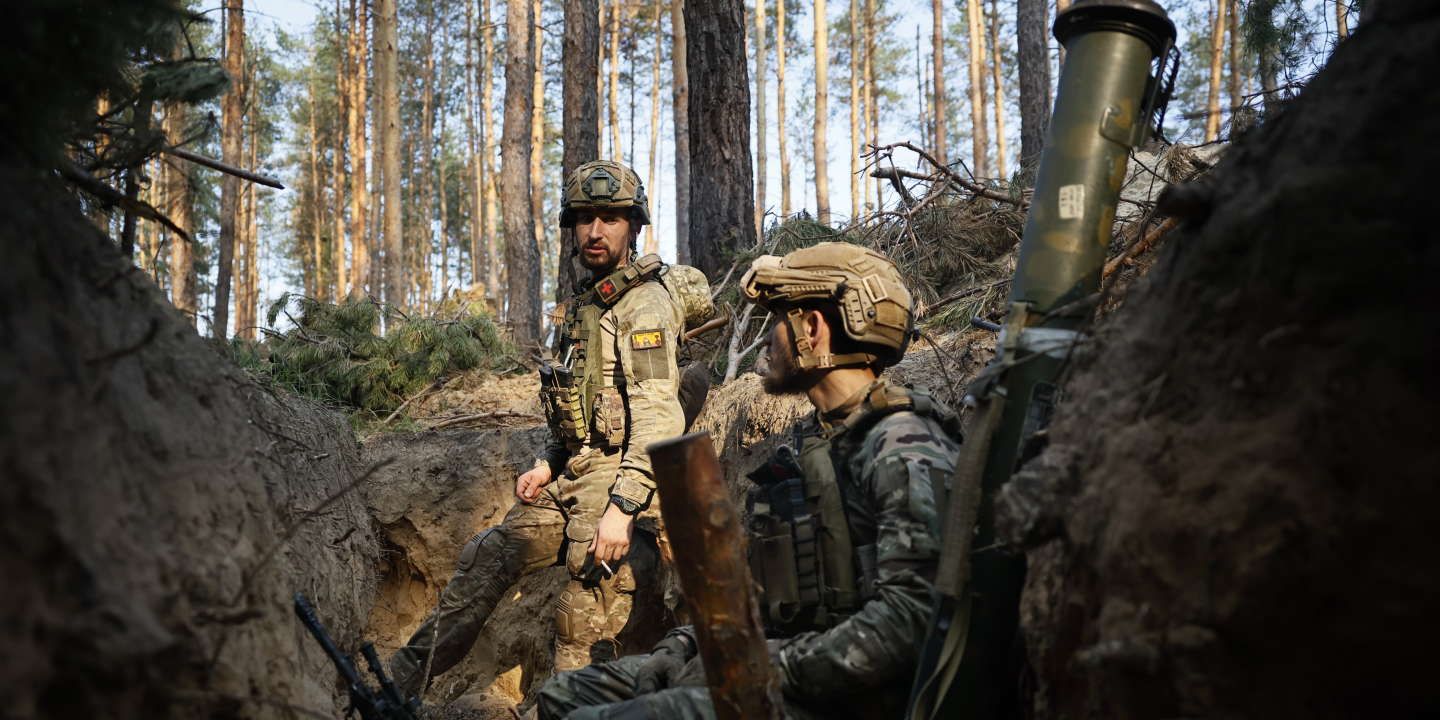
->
[804, 309, 829, 353]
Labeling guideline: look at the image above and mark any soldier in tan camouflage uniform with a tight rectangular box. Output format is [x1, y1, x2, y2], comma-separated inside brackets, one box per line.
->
[391, 161, 686, 698]
[535, 242, 963, 720]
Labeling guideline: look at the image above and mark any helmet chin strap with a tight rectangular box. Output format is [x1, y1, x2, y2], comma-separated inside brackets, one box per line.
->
[785, 308, 877, 370]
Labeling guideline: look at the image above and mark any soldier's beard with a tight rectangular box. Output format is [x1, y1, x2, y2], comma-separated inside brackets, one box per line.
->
[757, 340, 816, 395]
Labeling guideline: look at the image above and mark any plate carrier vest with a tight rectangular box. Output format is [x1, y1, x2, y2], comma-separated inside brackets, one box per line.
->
[746, 382, 959, 635]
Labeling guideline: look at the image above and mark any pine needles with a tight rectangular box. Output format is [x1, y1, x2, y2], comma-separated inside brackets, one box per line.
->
[232, 294, 518, 420]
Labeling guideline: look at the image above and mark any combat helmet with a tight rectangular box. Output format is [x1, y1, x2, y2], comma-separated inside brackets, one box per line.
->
[559, 160, 651, 228]
[741, 242, 914, 369]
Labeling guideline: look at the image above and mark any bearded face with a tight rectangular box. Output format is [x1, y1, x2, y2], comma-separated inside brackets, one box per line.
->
[756, 317, 817, 395]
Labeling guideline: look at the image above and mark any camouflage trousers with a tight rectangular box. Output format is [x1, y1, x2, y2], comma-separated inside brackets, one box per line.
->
[390, 450, 659, 698]
[536, 653, 822, 720]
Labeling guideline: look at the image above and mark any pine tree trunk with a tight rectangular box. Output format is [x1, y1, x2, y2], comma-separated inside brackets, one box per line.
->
[1336, 0, 1349, 39]
[482, 0, 500, 300]
[988, 0, 1008, 179]
[848, 0, 860, 216]
[531, 0, 546, 277]
[1228, 2, 1242, 116]
[1204, 0, 1227, 142]
[503, 0, 541, 346]
[245, 130, 260, 337]
[686, 0, 757, 275]
[308, 64, 324, 302]
[645, 0, 663, 256]
[464, 0, 480, 289]
[417, 6, 438, 311]
[864, 0, 877, 209]
[932, 0, 947, 163]
[608, 0, 622, 159]
[561, 0, 599, 299]
[1015, 0, 1049, 174]
[775, 0, 791, 217]
[671, 0, 692, 263]
[332, 0, 349, 300]
[377, 0, 402, 309]
[753, 0, 768, 238]
[813, 0, 831, 225]
[215, 0, 244, 339]
[966, 0, 990, 177]
[347, 0, 371, 298]
[164, 77, 197, 322]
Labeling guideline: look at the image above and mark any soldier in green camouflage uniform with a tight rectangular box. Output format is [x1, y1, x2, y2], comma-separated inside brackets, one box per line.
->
[391, 161, 686, 698]
[536, 242, 962, 720]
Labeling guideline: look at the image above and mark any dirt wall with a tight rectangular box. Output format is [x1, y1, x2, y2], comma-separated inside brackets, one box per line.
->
[0, 169, 380, 719]
[997, 3, 1440, 717]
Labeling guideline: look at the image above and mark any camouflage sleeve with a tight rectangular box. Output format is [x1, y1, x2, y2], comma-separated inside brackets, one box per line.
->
[534, 434, 570, 477]
[773, 412, 956, 702]
[610, 283, 686, 508]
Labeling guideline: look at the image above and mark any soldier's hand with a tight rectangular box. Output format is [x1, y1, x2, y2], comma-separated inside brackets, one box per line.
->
[634, 648, 687, 694]
[589, 503, 634, 565]
[515, 465, 554, 504]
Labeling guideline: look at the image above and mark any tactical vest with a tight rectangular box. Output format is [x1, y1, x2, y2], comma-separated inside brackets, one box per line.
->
[539, 254, 666, 451]
[746, 383, 959, 636]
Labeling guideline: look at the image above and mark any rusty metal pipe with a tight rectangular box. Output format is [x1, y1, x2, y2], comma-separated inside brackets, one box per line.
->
[648, 431, 782, 720]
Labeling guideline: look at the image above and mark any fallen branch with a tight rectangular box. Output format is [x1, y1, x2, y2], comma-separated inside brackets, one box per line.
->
[427, 410, 542, 430]
[1103, 217, 1180, 279]
[164, 145, 286, 189]
[382, 375, 453, 425]
[59, 160, 193, 243]
[684, 314, 731, 342]
[872, 141, 1029, 209]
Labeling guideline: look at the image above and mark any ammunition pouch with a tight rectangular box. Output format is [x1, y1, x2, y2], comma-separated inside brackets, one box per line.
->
[540, 362, 588, 449]
[746, 442, 868, 635]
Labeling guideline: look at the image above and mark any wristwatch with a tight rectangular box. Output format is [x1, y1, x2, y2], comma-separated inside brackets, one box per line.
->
[609, 494, 644, 516]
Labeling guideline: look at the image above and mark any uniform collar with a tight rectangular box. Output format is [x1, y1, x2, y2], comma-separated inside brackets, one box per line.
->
[817, 378, 888, 436]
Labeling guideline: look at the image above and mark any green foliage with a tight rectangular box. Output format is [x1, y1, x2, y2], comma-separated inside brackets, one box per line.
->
[234, 294, 519, 418]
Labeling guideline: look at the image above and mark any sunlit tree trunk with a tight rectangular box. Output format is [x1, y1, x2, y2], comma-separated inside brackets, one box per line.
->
[753, 0, 768, 237]
[1335, 0, 1349, 40]
[848, 0, 860, 216]
[864, 0, 876, 209]
[1016, 0, 1049, 174]
[932, 0, 947, 163]
[416, 4, 438, 311]
[465, 0, 481, 289]
[503, 0, 541, 346]
[1228, 2, 1242, 115]
[376, 0, 403, 308]
[308, 63, 324, 301]
[813, 0, 831, 224]
[482, 0, 499, 299]
[608, 0, 622, 159]
[347, 0, 371, 298]
[215, 0, 244, 338]
[671, 0, 691, 263]
[531, 0, 547, 277]
[332, 0, 349, 300]
[775, 0, 791, 217]
[562, 0, 599, 297]
[966, 0, 990, 177]
[1204, 0, 1227, 142]
[988, 0, 1008, 179]
[645, 0, 663, 256]
[163, 62, 198, 322]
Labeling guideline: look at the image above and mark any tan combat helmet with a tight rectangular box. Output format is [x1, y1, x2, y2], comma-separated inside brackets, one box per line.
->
[559, 160, 651, 228]
[741, 242, 914, 369]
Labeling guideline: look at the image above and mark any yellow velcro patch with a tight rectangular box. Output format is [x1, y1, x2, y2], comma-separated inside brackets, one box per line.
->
[630, 329, 665, 350]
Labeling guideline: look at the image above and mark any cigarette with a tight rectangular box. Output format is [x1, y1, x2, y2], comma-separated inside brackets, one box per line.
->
[600, 560, 614, 576]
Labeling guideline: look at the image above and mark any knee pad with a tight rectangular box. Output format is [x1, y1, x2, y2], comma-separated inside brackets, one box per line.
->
[457, 526, 510, 573]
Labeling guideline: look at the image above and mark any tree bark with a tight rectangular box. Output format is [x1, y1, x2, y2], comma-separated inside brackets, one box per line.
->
[775, 0, 791, 217]
[932, 0, 947, 164]
[531, 0, 547, 282]
[753, 0, 768, 238]
[163, 102, 197, 322]
[1336, 0, 1349, 39]
[848, 0, 860, 216]
[482, 0, 500, 299]
[864, 0, 877, 209]
[966, 0, 990, 177]
[645, 0, 663, 256]
[347, 0, 371, 298]
[332, 0, 349, 300]
[813, 0, 831, 225]
[671, 0, 692, 263]
[686, 0, 757, 275]
[503, 0, 541, 346]
[215, 0, 244, 338]
[418, 4, 438, 311]
[1228, 1, 1242, 115]
[465, 0, 481, 289]
[988, 0, 1008, 179]
[1015, 0, 1049, 175]
[608, 0, 622, 159]
[308, 63, 324, 301]
[377, 0, 403, 308]
[562, 0, 599, 298]
[1204, 0, 1227, 142]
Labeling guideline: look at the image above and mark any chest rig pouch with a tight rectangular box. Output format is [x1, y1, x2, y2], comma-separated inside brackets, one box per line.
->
[539, 255, 665, 451]
[745, 383, 959, 636]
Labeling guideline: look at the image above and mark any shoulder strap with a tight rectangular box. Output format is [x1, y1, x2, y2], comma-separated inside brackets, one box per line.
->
[593, 253, 665, 306]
